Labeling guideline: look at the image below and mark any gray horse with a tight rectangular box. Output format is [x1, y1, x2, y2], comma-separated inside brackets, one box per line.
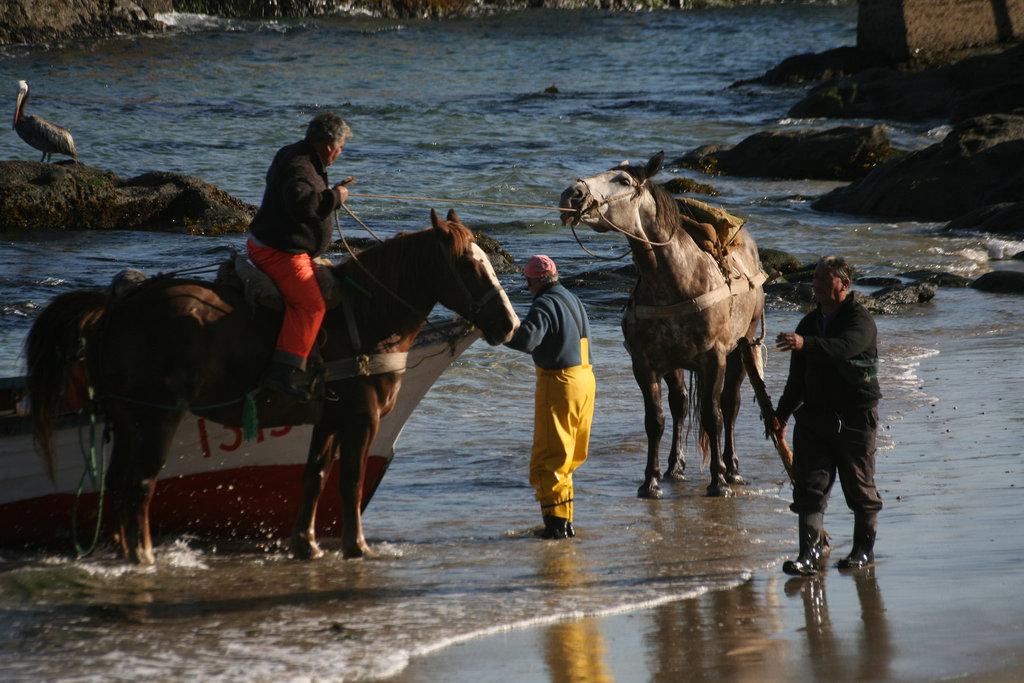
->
[560, 152, 766, 498]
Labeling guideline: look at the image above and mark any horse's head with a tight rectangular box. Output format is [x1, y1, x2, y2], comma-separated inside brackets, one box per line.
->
[559, 152, 665, 238]
[431, 208, 519, 345]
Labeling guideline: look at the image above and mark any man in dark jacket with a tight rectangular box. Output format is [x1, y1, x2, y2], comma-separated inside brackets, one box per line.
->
[506, 255, 596, 539]
[775, 255, 883, 575]
[247, 112, 352, 399]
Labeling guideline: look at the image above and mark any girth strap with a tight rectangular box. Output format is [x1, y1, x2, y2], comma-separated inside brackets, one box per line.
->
[631, 269, 767, 320]
[323, 352, 408, 381]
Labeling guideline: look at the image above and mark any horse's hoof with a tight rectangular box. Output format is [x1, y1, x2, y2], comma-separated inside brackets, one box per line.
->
[290, 536, 325, 560]
[637, 482, 664, 499]
[342, 544, 376, 560]
[664, 467, 686, 482]
[725, 474, 746, 486]
[705, 483, 734, 498]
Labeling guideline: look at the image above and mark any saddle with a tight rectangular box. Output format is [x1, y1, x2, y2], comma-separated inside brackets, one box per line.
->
[215, 251, 342, 313]
[675, 197, 745, 266]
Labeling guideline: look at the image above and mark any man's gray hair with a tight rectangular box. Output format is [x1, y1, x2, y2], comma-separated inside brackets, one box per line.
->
[818, 254, 853, 284]
[305, 112, 353, 146]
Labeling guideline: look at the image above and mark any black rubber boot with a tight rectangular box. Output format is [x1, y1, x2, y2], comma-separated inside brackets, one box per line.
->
[838, 513, 877, 570]
[537, 516, 570, 540]
[261, 361, 310, 401]
[783, 512, 824, 576]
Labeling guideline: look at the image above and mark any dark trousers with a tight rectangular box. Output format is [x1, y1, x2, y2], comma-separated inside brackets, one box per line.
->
[790, 406, 883, 516]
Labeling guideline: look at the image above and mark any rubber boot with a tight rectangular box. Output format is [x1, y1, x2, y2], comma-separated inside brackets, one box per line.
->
[783, 512, 824, 576]
[261, 352, 310, 401]
[537, 516, 570, 540]
[838, 512, 877, 570]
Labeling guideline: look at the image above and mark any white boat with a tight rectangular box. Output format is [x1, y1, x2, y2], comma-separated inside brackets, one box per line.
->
[0, 319, 479, 547]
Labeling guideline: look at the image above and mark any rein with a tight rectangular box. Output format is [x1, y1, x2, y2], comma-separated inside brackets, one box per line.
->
[568, 176, 678, 259]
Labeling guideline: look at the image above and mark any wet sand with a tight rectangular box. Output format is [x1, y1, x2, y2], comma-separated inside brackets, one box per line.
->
[393, 326, 1024, 681]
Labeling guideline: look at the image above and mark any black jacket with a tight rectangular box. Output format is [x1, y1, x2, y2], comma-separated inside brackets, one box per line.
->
[249, 139, 340, 256]
[776, 292, 881, 423]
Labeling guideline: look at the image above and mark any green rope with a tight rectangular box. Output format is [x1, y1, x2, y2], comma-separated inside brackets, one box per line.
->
[242, 392, 259, 442]
[72, 388, 107, 558]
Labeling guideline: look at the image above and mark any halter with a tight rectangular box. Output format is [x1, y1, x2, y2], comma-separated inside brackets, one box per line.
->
[569, 173, 677, 257]
[437, 240, 502, 317]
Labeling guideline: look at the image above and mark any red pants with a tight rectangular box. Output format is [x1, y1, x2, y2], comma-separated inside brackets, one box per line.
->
[247, 239, 326, 361]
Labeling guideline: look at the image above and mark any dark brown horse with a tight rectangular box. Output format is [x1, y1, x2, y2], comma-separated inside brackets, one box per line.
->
[560, 153, 766, 498]
[26, 209, 518, 564]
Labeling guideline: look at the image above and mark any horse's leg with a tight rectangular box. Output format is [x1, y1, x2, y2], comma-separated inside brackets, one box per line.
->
[290, 426, 339, 560]
[721, 348, 747, 486]
[106, 408, 180, 564]
[698, 356, 732, 498]
[635, 368, 666, 500]
[335, 419, 378, 559]
[663, 369, 688, 482]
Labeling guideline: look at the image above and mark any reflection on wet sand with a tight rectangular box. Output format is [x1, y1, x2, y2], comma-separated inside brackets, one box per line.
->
[539, 547, 612, 683]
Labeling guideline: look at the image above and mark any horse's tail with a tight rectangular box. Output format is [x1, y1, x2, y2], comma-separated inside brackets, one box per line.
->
[25, 289, 110, 480]
[689, 371, 712, 468]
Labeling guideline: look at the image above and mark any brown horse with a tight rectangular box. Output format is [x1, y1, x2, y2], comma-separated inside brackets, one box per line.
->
[560, 153, 766, 498]
[26, 209, 518, 564]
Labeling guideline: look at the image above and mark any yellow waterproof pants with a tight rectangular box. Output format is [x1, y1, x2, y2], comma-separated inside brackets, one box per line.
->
[531, 341, 595, 522]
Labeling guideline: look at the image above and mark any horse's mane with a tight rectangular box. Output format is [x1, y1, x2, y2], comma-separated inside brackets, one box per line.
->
[634, 172, 686, 243]
[331, 218, 474, 323]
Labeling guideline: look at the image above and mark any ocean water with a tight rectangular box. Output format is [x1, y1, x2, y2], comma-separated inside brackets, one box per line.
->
[2, 7, 1023, 681]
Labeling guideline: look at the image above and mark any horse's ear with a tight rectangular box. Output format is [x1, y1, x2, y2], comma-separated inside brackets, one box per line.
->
[645, 152, 664, 180]
[446, 208, 460, 225]
[430, 208, 443, 229]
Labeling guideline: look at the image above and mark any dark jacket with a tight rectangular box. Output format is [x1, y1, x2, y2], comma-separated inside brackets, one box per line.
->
[249, 139, 340, 256]
[776, 292, 881, 423]
[506, 283, 591, 370]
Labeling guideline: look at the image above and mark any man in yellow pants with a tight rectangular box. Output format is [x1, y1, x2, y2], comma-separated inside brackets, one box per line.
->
[506, 255, 596, 539]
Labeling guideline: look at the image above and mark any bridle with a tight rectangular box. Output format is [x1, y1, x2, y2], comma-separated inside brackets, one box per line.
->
[438, 241, 503, 318]
[568, 171, 677, 260]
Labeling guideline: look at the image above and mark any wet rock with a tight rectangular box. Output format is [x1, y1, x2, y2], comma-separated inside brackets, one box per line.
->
[0, 0, 169, 45]
[865, 281, 938, 314]
[941, 202, 1024, 236]
[787, 42, 1024, 123]
[673, 125, 893, 181]
[734, 46, 890, 86]
[898, 270, 974, 287]
[759, 248, 803, 278]
[0, 161, 255, 234]
[970, 271, 1024, 294]
[812, 114, 1024, 225]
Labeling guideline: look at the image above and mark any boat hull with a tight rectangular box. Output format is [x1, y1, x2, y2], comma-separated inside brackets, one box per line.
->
[0, 320, 478, 546]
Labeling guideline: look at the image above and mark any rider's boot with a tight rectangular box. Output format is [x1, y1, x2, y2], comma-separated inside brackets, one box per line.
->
[838, 512, 877, 570]
[783, 512, 824, 576]
[261, 351, 310, 401]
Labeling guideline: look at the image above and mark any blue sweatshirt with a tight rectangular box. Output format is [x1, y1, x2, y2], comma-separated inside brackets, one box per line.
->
[506, 283, 591, 370]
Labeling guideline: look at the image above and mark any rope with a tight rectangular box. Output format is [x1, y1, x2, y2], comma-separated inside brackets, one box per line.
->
[348, 192, 573, 213]
[72, 387, 108, 557]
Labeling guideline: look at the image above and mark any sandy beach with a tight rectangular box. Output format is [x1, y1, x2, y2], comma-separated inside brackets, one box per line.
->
[392, 321, 1024, 681]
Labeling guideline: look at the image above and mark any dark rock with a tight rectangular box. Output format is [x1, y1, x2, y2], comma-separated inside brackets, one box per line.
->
[942, 202, 1024, 236]
[788, 42, 1024, 123]
[674, 125, 893, 181]
[812, 114, 1024, 223]
[759, 248, 802, 277]
[0, 0, 170, 45]
[735, 46, 891, 86]
[970, 271, 1024, 294]
[660, 177, 719, 197]
[898, 270, 974, 287]
[869, 281, 938, 307]
[857, 276, 902, 287]
[0, 161, 255, 233]
[764, 281, 814, 309]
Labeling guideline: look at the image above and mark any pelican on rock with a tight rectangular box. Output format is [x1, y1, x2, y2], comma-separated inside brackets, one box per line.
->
[13, 80, 78, 163]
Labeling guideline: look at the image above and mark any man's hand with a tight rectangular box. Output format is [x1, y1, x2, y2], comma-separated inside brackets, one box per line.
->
[776, 331, 804, 351]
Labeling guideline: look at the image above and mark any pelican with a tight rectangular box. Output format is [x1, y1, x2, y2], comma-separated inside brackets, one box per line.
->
[13, 80, 78, 163]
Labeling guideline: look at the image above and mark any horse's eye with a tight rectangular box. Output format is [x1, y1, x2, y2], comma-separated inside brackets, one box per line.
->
[615, 175, 632, 186]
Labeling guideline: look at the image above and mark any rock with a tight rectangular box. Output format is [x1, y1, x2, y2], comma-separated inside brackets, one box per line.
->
[970, 271, 1024, 294]
[788, 42, 1024, 123]
[0, 0, 170, 45]
[0, 161, 255, 233]
[673, 125, 893, 181]
[758, 248, 803, 277]
[942, 202, 1024, 236]
[734, 46, 890, 86]
[898, 270, 974, 287]
[812, 114, 1024, 225]
[866, 281, 938, 313]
